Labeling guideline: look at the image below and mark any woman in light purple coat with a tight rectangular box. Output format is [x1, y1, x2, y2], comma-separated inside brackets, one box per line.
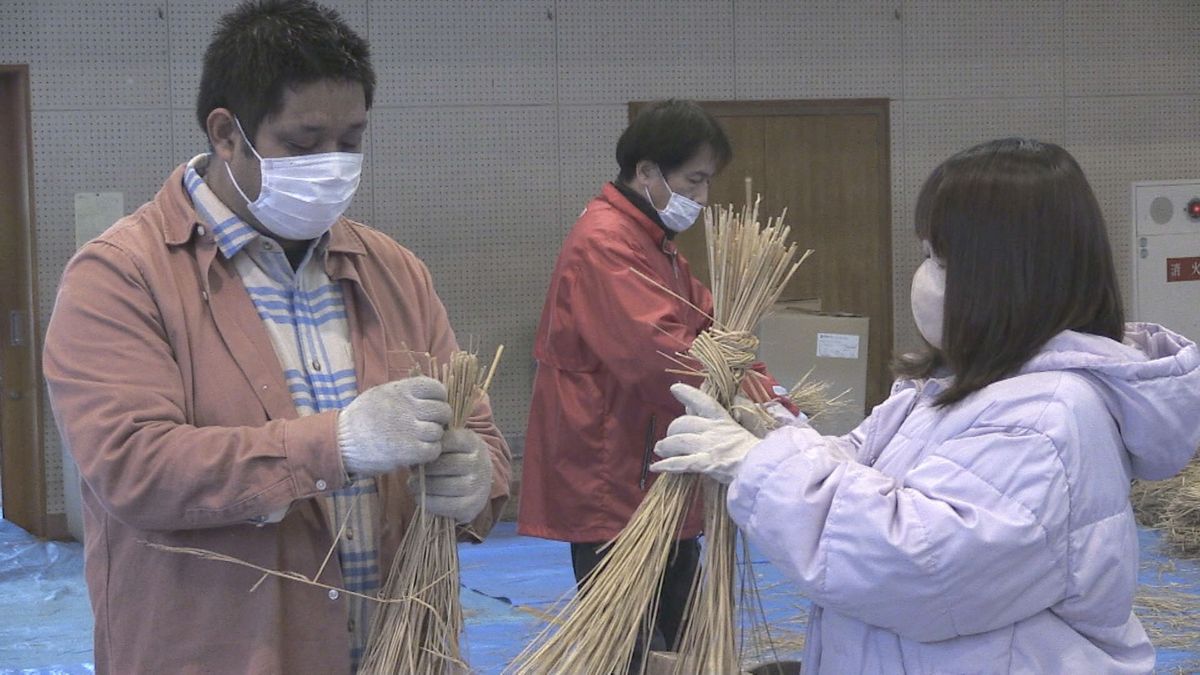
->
[654, 138, 1200, 674]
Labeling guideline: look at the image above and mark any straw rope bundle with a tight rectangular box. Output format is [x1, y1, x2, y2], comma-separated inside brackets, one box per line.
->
[360, 347, 503, 675]
[1132, 454, 1200, 557]
[510, 198, 810, 674]
[668, 200, 808, 674]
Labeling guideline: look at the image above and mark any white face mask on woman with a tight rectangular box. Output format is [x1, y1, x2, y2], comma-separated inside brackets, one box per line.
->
[646, 172, 703, 233]
[911, 248, 946, 349]
[225, 117, 363, 241]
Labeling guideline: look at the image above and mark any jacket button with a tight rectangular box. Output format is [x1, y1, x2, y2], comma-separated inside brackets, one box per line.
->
[196, 225, 206, 236]
[328, 589, 339, 600]
[316, 479, 328, 491]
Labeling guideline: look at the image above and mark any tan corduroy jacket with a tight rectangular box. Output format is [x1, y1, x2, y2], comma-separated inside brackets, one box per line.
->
[43, 164, 511, 675]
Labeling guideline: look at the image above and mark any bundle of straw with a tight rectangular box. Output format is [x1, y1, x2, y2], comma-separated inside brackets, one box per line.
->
[361, 347, 503, 674]
[668, 200, 809, 674]
[510, 198, 809, 674]
[1133, 454, 1200, 557]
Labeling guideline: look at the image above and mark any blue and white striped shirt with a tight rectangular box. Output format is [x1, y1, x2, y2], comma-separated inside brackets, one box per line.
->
[184, 155, 378, 669]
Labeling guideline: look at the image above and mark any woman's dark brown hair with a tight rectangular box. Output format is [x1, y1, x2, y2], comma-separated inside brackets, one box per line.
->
[895, 138, 1124, 406]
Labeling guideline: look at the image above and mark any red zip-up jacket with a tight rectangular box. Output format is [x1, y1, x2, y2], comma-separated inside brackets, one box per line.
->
[518, 183, 712, 542]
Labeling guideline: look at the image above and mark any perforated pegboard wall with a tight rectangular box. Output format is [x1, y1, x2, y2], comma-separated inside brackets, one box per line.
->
[556, 1, 735, 104]
[1065, 1, 1200, 97]
[557, 105, 629, 232]
[1064, 96, 1200, 315]
[904, 1, 1063, 99]
[734, 1, 901, 100]
[5, 0, 1200, 522]
[369, 1, 555, 107]
[0, 0, 169, 110]
[900, 96, 1066, 199]
[368, 106, 559, 437]
[172, 108, 208, 161]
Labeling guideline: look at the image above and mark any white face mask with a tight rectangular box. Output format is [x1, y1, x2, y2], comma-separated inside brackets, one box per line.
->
[225, 117, 363, 241]
[645, 172, 703, 233]
[911, 255, 946, 349]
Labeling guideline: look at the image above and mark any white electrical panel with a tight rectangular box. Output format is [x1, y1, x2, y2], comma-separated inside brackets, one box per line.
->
[1132, 180, 1200, 342]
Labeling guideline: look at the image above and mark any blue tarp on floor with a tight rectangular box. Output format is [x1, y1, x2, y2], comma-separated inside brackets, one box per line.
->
[0, 518, 93, 674]
[3, 518, 1198, 673]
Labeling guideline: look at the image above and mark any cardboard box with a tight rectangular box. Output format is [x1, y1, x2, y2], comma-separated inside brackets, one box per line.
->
[756, 302, 870, 436]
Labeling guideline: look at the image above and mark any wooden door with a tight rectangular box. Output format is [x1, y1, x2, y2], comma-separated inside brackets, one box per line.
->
[0, 65, 50, 536]
[631, 100, 893, 410]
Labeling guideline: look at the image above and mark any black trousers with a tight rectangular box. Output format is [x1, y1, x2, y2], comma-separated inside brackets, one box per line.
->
[569, 537, 701, 669]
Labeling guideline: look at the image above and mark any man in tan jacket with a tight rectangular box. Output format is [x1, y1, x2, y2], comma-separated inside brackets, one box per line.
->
[42, 1, 510, 672]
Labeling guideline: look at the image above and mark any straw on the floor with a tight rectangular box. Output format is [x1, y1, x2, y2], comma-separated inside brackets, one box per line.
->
[1133, 454, 1200, 558]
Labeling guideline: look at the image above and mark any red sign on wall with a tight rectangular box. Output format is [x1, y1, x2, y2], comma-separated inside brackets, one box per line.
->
[1167, 257, 1200, 282]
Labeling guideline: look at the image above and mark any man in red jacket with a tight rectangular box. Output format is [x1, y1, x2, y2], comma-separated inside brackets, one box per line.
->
[518, 99, 730, 663]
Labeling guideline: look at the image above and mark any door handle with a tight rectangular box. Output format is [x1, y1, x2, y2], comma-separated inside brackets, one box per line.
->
[9, 310, 25, 346]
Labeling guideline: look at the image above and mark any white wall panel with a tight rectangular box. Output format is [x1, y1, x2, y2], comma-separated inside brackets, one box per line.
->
[556, 0, 736, 104]
[734, 1, 902, 99]
[0, 0, 170, 110]
[902, 96, 1065, 205]
[369, 106, 559, 441]
[904, 0, 1063, 99]
[1065, 96, 1200, 310]
[172, 108, 209, 162]
[557, 105, 629, 237]
[369, 1, 555, 107]
[1065, 1, 1200, 96]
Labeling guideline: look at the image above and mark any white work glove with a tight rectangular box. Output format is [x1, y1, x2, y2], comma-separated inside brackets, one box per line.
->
[337, 376, 451, 476]
[652, 383, 761, 484]
[413, 428, 493, 523]
[731, 394, 776, 439]
[733, 395, 806, 438]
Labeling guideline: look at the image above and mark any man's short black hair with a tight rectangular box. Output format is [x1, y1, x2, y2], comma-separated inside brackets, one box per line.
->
[196, 0, 375, 144]
[616, 99, 732, 181]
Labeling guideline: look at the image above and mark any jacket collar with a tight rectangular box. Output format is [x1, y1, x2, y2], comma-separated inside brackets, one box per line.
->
[160, 163, 204, 246]
[601, 182, 675, 252]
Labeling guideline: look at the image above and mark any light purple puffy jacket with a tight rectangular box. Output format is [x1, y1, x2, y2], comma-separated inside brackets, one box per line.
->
[729, 323, 1200, 674]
